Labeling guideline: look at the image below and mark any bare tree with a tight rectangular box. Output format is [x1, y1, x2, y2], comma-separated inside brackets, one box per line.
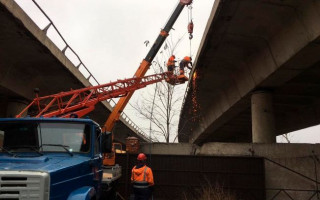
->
[131, 36, 187, 142]
[132, 65, 184, 142]
[280, 133, 291, 143]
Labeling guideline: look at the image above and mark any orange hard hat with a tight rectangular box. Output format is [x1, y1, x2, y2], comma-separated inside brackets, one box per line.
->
[137, 153, 147, 161]
[184, 56, 191, 61]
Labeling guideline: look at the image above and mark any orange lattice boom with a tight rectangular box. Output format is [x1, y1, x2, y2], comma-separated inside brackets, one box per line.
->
[16, 72, 186, 119]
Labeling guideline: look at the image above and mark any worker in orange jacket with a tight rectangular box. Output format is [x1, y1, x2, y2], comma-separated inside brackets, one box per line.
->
[166, 55, 176, 74]
[179, 56, 192, 75]
[131, 153, 154, 200]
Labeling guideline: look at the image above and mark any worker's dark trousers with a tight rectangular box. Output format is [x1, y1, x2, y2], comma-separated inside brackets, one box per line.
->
[133, 187, 151, 200]
[168, 65, 174, 72]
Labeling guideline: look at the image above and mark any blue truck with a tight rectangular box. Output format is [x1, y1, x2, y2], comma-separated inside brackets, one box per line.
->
[0, 117, 119, 200]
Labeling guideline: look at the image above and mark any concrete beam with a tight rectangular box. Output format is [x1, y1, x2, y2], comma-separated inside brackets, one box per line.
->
[140, 143, 199, 155]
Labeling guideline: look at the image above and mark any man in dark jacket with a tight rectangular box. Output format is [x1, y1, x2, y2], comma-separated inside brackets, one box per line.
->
[179, 56, 192, 75]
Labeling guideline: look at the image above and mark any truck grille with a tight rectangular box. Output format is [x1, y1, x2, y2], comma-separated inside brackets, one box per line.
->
[0, 171, 50, 200]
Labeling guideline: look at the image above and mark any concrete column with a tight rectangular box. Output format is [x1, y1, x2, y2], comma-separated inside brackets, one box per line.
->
[251, 91, 276, 143]
[6, 99, 28, 118]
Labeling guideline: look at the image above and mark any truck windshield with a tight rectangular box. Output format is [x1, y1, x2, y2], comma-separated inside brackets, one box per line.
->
[0, 121, 90, 153]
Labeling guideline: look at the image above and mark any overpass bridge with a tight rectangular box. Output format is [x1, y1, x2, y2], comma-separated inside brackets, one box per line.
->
[179, 0, 320, 145]
[0, 0, 150, 143]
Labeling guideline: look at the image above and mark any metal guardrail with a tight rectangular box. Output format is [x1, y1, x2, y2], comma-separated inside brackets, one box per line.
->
[17, 0, 149, 140]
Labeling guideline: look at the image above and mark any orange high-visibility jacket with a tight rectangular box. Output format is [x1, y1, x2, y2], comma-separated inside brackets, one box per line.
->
[166, 56, 176, 66]
[131, 165, 154, 187]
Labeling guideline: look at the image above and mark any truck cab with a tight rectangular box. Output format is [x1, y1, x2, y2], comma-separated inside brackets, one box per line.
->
[0, 117, 109, 200]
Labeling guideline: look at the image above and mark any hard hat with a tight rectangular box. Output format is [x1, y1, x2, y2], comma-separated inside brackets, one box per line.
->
[184, 56, 191, 62]
[137, 153, 147, 161]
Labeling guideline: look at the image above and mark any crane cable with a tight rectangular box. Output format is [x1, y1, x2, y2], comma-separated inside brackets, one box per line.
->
[187, 5, 193, 57]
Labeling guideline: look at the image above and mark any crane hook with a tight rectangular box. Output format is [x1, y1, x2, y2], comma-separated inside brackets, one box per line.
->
[188, 20, 194, 40]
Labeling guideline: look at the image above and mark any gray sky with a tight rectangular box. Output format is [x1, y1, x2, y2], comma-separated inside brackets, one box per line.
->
[15, 0, 320, 143]
[16, 0, 214, 82]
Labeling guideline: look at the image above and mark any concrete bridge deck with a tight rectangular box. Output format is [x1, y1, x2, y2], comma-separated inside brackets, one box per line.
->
[179, 0, 320, 144]
[0, 0, 149, 143]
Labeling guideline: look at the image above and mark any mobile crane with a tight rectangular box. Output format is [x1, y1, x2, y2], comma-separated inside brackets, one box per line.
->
[0, 0, 192, 199]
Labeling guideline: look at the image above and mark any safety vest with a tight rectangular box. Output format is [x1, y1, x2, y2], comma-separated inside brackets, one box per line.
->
[132, 166, 153, 189]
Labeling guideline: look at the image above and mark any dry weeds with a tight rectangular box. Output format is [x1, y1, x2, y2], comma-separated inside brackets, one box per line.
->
[183, 183, 237, 200]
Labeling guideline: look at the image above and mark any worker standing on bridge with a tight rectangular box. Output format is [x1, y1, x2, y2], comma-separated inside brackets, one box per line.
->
[167, 55, 176, 74]
[179, 56, 192, 75]
[131, 153, 154, 200]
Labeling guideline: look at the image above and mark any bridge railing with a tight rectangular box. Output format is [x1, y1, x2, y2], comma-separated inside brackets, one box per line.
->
[17, 0, 149, 140]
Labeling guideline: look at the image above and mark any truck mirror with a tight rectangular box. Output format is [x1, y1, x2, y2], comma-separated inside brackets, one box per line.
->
[101, 132, 112, 153]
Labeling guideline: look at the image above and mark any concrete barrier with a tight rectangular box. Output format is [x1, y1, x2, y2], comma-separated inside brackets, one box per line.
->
[141, 142, 320, 199]
[199, 143, 320, 200]
[140, 142, 199, 155]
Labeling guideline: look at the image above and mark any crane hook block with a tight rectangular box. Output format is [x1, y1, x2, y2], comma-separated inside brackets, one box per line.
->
[188, 21, 194, 40]
[180, 0, 192, 5]
[188, 21, 194, 34]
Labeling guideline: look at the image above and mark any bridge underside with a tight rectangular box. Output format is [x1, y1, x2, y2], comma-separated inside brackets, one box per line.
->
[179, 0, 320, 145]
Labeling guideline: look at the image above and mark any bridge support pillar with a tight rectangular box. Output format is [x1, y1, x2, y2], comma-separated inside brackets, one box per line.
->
[6, 99, 28, 118]
[251, 91, 276, 143]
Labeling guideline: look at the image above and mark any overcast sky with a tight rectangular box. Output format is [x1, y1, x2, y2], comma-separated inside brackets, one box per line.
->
[14, 0, 320, 143]
[15, 0, 214, 81]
